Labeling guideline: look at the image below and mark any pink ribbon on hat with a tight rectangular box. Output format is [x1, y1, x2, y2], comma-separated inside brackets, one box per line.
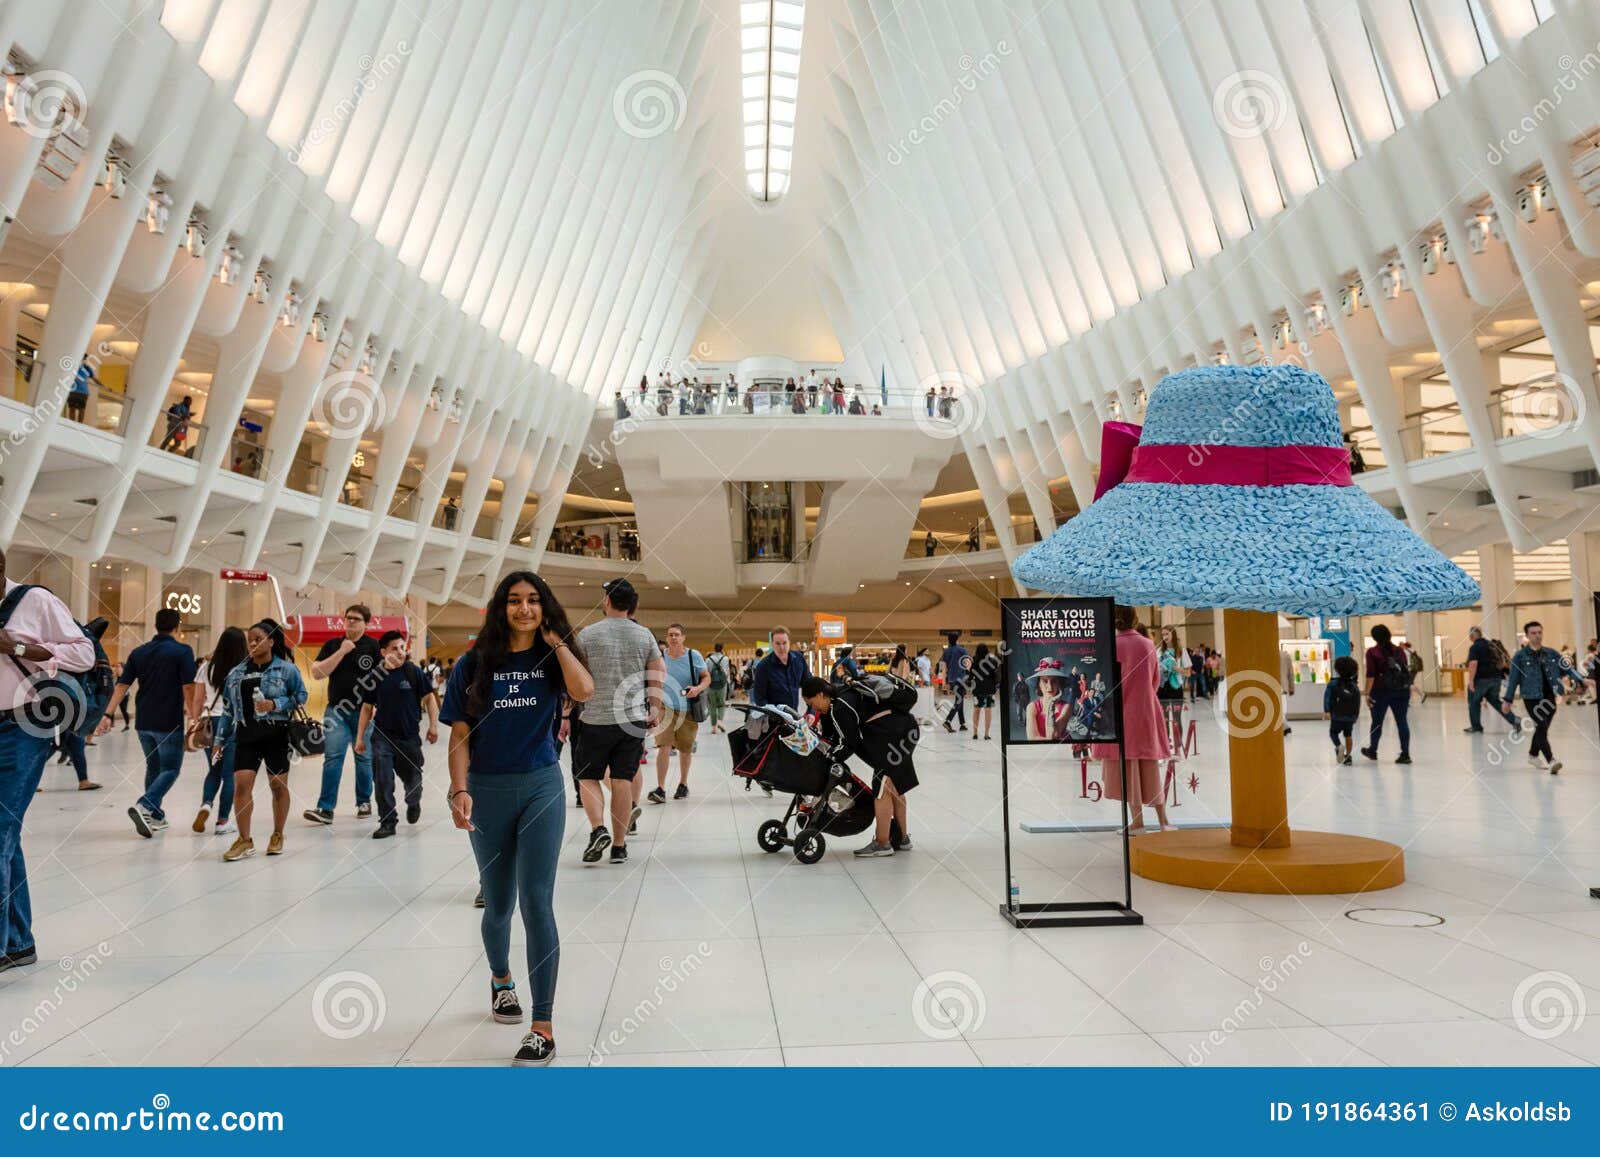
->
[1094, 423, 1352, 500]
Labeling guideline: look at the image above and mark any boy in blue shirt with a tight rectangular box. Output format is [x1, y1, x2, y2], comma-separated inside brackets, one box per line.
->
[1323, 655, 1361, 766]
[355, 631, 438, 838]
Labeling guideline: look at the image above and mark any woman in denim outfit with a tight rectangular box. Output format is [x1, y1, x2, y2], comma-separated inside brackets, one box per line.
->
[218, 618, 308, 861]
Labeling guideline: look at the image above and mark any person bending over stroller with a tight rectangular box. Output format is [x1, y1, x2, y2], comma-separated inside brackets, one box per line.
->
[801, 675, 917, 858]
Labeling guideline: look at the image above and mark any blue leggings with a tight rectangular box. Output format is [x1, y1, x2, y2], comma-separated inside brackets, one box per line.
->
[467, 765, 565, 1021]
[203, 738, 235, 823]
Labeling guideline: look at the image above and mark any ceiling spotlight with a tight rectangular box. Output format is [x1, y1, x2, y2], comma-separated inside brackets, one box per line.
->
[1305, 301, 1328, 335]
[1536, 174, 1555, 213]
[218, 245, 242, 286]
[281, 291, 302, 329]
[1211, 348, 1230, 366]
[1419, 236, 1442, 275]
[145, 188, 171, 235]
[102, 156, 126, 198]
[1379, 262, 1405, 300]
[311, 312, 329, 342]
[447, 391, 463, 422]
[427, 384, 443, 412]
[1339, 282, 1362, 315]
[1515, 184, 1540, 223]
[250, 269, 270, 304]
[1466, 213, 1493, 253]
[185, 219, 205, 258]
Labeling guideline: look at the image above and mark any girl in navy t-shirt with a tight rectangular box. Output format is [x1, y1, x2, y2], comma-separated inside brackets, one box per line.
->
[442, 571, 593, 1066]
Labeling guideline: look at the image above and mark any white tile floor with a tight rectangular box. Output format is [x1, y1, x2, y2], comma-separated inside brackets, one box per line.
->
[4, 696, 1599, 1067]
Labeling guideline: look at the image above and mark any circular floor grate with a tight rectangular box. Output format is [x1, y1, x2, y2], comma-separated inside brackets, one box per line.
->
[1344, 907, 1444, 928]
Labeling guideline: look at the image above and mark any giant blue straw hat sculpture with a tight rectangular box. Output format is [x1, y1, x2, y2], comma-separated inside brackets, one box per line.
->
[1012, 364, 1480, 615]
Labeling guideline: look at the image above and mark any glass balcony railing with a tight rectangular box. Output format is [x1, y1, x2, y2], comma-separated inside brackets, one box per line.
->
[339, 473, 374, 509]
[228, 437, 271, 479]
[906, 528, 1003, 558]
[610, 385, 963, 421]
[388, 484, 420, 520]
[434, 502, 463, 531]
[149, 411, 205, 458]
[1488, 381, 1586, 441]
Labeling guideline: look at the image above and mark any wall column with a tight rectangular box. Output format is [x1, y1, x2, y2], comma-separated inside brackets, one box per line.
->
[1476, 543, 1516, 645]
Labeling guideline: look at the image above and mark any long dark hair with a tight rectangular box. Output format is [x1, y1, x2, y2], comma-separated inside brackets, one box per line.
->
[1371, 623, 1394, 653]
[892, 643, 908, 668]
[467, 570, 584, 716]
[251, 618, 292, 662]
[209, 626, 249, 691]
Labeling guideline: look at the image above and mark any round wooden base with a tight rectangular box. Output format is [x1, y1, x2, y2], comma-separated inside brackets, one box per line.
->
[1129, 828, 1405, 894]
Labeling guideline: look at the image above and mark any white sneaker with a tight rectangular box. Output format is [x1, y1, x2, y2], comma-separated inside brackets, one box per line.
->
[1529, 754, 1547, 769]
[214, 820, 236, 835]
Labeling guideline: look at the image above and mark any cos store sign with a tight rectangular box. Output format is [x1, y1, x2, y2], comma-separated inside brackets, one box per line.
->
[164, 591, 204, 615]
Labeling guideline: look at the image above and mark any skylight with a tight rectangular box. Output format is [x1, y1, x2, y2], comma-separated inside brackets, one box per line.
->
[741, 0, 804, 203]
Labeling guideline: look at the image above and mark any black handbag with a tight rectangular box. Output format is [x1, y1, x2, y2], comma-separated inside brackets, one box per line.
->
[687, 651, 708, 723]
[287, 705, 325, 757]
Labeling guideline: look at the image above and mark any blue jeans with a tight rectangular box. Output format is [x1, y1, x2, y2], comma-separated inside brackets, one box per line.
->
[371, 731, 424, 827]
[0, 718, 54, 955]
[1467, 678, 1517, 731]
[318, 705, 373, 811]
[467, 765, 565, 1021]
[60, 730, 88, 782]
[136, 728, 186, 819]
[1366, 691, 1411, 755]
[203, 737, 235, 823]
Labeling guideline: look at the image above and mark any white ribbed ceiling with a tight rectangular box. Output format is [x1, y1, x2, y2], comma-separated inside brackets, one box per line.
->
[159, 0, 1558, 391]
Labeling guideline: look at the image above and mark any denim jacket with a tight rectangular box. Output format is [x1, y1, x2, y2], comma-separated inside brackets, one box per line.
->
[1504, 646, 1579, 703]
[218, 656, 308, 725]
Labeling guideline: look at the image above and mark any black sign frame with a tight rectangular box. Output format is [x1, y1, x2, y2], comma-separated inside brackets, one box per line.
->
[997, 596, 1143, 930]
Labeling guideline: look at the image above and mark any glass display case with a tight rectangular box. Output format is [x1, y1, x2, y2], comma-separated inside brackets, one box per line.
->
[1281, 638, 1333, 719]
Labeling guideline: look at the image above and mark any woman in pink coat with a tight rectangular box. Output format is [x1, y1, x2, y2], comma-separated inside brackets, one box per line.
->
[1092, 605, 1172, 832]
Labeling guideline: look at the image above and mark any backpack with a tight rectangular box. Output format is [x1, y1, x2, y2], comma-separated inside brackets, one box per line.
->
[1328, 678, 1361, 719]
[0, 584, 115, 737]
[707, 652, 728, 689]
[850, 671, 919, 715]
[1379, 647, 1412, 692]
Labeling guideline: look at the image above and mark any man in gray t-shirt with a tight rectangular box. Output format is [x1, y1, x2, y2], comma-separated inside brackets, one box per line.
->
[571, 579, 663, 865]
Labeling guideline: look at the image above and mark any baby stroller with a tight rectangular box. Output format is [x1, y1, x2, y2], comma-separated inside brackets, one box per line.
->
[728, 705, 885, 864]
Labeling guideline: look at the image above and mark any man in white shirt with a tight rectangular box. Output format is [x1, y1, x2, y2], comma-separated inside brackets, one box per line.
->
[0, 548, 97, 972]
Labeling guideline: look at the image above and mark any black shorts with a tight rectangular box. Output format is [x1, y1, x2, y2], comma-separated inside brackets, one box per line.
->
[1157, 684, 1186, 703]
[234, 727, 291, 776]
[865, 716, 920, 795]
[973, 693, 995, 709]
[1328, 719, 1354, 744]
[573, 721, 646, 782]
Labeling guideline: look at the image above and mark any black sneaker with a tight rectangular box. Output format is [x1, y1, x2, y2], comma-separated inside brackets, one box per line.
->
[513, 1031, 555, 1067]
[128, 806, 153, 839]
[1396, 753, 1412, 765]
[628, 804, 641, 835]
[406, 803, 420, 824]
[490, 982, 523, 1024]
[373, 823, 397, 839]
[473, 887, 486, 909]
[1340, 754, 1353, 766]
[581, 826, 612, 864]
[610, 844, 628, 864]
[673, 783, 688, 800]
[357, 803, 373, 819]
[1359, 748, 1377, 761]
[0, 946, 38, 973]
[646, 787, 666, 804]
[303, 808, 334, 825]
[1462, 726, 1484, 733]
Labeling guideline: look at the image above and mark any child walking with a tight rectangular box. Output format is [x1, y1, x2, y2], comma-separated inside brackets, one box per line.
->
[1324, 655, 1361, 765]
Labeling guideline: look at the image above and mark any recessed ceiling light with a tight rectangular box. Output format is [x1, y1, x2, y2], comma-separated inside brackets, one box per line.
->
[613, 486, 620, 493]
[48, 512, 57, 517]
[130, 527, 138, 532]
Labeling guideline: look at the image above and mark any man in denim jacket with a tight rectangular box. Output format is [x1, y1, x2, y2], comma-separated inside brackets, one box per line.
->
[1504, 620, 1581, 775]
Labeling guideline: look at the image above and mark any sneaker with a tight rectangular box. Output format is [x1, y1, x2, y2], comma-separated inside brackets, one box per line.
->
[581, 826, 612, 864]
[1340, 754, 1353, 766]
[1462, 726, 1484, 733]
[357, 803, 373, 819]
[610, 845, 628, 864]
[892, 835, 913, 852]
[192, 806, 211, 834]
[406, 803, 420, 824]
[1530, 754, 1547, 769]
[942, 720, 954, 733]
[513, 1031, 555, 1067]
[959, 725, 967, 731]
[223, 837, 255, 862]
[1549, 759, 1563, 775]
[373, 823, 397, 840]
[1359, 747, 1377, 761]
[490, 982, 523, 1024]
[473, 887, 486, 909]
[673, 783, 688, 800]
[128, 807, 154, 839]
[0, 946, 38, 973]
[214, 820, 236, 836]
[303, 808, 333, 825]
[628, 804, 641, 836]
[646, 787, 666, 804]
[266, 832, 284, 856]
[1396, 753, 1412, 765]
[853, 840, 895, 858]
[148, 813, 169, 832]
